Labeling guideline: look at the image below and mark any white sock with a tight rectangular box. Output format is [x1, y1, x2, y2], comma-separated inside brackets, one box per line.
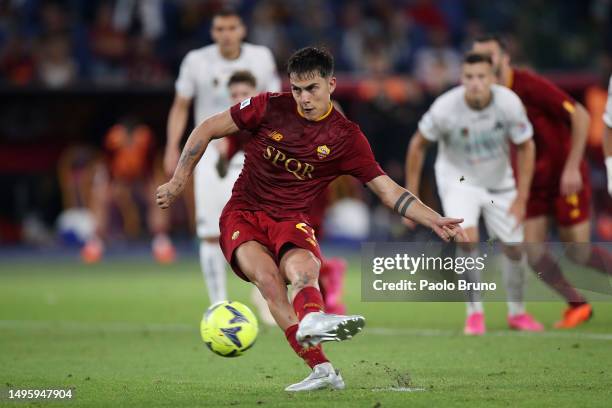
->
[199, 240, 227, 304]
[502, 253, 526, 317]
[458, 247, 484, 315]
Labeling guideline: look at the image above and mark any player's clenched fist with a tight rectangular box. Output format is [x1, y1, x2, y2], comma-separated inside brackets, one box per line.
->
[156, 180, 182, 209]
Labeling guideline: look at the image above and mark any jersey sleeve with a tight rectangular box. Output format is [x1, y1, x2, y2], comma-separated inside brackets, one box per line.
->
[526, 73, 576, 122]
[175, 52, 196, 99]
[418, 99, 444, 142]
[230, 92, 270, 131]
[339, 126, 386, 184]
[604, 75, 612, 128]
[504, 91, 533, 144]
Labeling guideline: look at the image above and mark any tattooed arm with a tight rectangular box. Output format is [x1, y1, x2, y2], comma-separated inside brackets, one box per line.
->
[156, 109, 239, 209]
[366, 175, 468, 242]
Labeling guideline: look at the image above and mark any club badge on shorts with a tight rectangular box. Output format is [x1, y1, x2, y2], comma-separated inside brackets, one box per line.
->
[232, 231, 240, 240]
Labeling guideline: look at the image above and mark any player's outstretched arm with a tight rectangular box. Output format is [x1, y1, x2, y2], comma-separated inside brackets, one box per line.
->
[156, 110, 239, 209]
[366, 175, 468, 242]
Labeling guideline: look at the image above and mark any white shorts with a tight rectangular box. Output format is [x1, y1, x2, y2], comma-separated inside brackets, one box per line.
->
[194, 148, 244, 239]
[436, 178, 523, 243]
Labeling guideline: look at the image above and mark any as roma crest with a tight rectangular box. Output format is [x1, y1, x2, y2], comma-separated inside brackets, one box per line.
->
[316, 145, 330, 159]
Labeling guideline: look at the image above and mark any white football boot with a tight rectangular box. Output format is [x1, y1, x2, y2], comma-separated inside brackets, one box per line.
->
[296, 311, 365, 347]
[285, 362, 345, 392]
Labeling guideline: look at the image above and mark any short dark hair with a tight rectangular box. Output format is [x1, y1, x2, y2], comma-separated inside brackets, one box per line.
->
[473, 34, 508, 52]
[463, 52, 493, 65]
[212, 6, 242, 20]
[227, 70, 257, 88]
[286, 47, 334, 79]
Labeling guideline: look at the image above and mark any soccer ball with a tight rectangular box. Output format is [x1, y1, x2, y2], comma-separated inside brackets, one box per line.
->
[200, 301, 259, 357]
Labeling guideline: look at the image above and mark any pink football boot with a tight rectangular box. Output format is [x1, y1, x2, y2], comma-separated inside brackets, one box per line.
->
[464, 312, 486, 335]
[319, 258, 347, 315]
[508, 313, 544, 332]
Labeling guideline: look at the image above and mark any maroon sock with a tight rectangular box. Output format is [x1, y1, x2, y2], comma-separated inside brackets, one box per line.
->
[586, 246, 612, 276]
[533, 253, 587, 304]
[293, 286, 324, 321]
[284, 324, 328, 368]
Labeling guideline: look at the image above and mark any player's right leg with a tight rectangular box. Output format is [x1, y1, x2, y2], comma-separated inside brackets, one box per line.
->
[233, 241, 341, 391]
[436, 179, 484, 335]
[457, 233, 486, 335]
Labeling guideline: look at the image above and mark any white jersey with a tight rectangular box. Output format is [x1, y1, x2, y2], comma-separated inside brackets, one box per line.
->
[175, 42, 281, 124]
[418, 84, 533, 190]
[604, 75, 612, 128]
[175, 42, 280, 238]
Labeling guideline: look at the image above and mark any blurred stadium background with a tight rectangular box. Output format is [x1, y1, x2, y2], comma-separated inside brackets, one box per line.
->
[2, 1, 612, 406]
[0, 0, 611, 248]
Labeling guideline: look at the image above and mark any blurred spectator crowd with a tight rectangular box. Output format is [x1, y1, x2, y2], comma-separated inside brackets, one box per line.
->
[0, 0, 611, 89]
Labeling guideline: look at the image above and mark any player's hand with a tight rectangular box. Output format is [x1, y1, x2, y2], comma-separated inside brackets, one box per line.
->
[507, 197, 527, 230]
[163, 145, 180, 177]
[156, 179, 182, 209]
[560, 167, 583, 196]
[430, 217, 468, 242]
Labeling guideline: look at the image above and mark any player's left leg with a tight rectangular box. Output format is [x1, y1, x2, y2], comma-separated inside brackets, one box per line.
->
[279, 246, 363, 391]
[483, 189, 543, 331]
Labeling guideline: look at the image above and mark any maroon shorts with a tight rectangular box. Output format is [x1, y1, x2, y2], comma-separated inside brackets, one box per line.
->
[527, 178, 592, 226]
[219, 209, 322, 282]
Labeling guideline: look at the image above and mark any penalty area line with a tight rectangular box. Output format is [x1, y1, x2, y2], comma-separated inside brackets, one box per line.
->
[2, 320, 612, 341]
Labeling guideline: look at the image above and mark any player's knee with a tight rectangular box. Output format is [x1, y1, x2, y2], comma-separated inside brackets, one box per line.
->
[251, 269, 284, 301]
[565, 244, 590, 265]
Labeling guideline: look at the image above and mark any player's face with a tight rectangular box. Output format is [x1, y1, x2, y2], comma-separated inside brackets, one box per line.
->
[461, 62, 494, 109]
[289, 72, 336, 121]
[229, 82, 257, 105]
[472, 41, 505, 80]
[211, 16, 245, 54]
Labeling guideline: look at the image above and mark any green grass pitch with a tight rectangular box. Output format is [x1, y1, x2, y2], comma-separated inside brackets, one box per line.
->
[1, 256, 612, 407]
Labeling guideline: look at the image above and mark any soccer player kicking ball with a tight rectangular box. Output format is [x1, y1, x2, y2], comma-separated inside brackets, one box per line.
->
[474, 35, 612, 328]
[406, 52, 542, 335]
[157, 47, 467, 391]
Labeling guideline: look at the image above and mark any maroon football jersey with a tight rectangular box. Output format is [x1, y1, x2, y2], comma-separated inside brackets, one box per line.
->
[510, 68, 586, 186]
[227, 92, 385, 221]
